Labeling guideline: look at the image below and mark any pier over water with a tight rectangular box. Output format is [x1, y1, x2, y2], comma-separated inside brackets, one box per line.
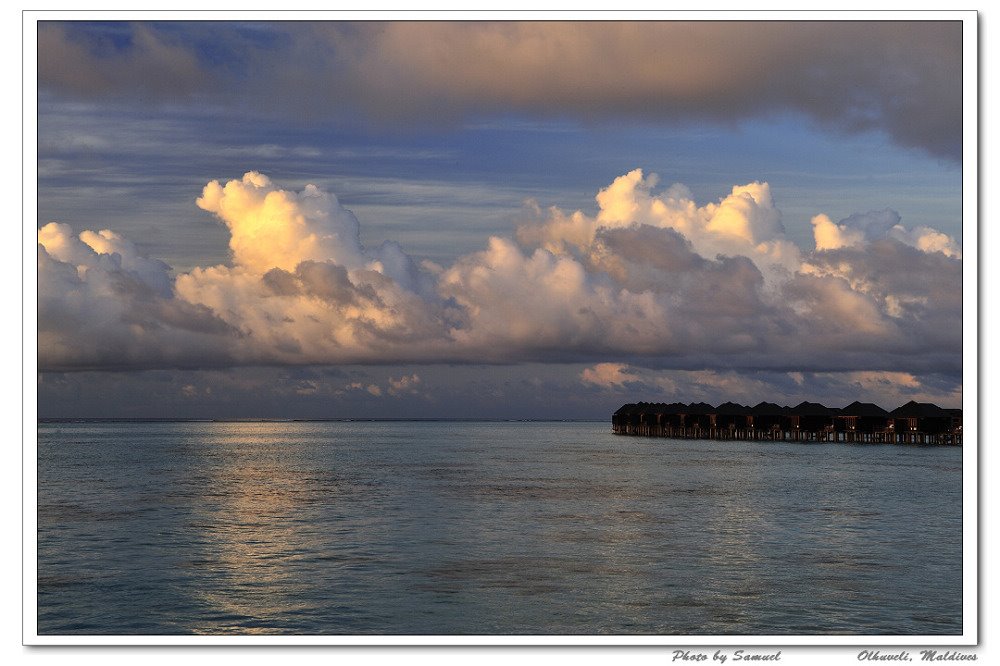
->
[612, 400, 962, 446]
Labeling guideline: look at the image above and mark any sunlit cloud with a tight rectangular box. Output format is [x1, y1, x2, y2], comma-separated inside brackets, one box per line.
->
[580, 363, 633, 388]
[812, 209, 962, 259]
[37, 170, 962, 384]
[195, 171, 367, 275]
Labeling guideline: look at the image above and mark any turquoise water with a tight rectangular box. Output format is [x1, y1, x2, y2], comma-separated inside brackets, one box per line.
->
[36, 420, 963, 635]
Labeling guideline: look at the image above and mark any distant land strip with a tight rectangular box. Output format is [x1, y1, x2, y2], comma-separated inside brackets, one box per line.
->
[613, 400, 962, 446]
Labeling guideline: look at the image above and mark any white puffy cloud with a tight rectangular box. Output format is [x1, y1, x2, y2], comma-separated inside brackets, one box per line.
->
[439, 236, 670, 358]
[37, 170, 962, 381]
[37, 221, 238, 370]
[811, 213, 867, 251]
[76, 228, 174, 297]
[196, 171, 366, 274]
[811, 208, 962, 259]
[169, 172, 461, 365]
[889, 225, 962, 259]
[517, 169, 801, 284]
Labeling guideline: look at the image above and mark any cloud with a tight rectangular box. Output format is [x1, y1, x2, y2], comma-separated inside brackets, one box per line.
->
[195, 171, 367, 274]
[37, 221, 240, 371]
[517, 169, 802, 289]
[37, 23, 211, 101]
[37, 361, 962, 419]
[37, 171, 962, 382]
[36, 21, 963, 159]
[388, 373, 422, 396]
[346, 381, 382, 397]
[580, 363, 633, 388]
[812, 209, 962, 259]
[577, 364, 960, 408]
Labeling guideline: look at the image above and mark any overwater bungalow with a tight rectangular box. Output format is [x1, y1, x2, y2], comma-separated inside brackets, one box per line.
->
[889, 401, 963, 445]
[788, 401, 838, 440]
[834, 401, 891, 443]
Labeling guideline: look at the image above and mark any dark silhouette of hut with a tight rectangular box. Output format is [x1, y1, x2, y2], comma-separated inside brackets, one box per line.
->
[657, 402, 688, 429]
[944, 408, 963, 435]
[834, 401, 890, 442]
[749, 402, 787, 432]
[890, 401, 961, 443]
[684, 402, 716, 430]
[612, 404, 636, 433]
[789, 401, 836, 429]
[715, 402, 752, 429]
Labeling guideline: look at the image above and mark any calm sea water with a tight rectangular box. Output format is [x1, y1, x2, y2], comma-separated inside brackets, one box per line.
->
[36, 420, 963, 635]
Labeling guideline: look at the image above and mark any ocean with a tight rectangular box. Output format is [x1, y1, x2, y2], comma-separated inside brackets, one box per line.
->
[35, 420, 963, 635]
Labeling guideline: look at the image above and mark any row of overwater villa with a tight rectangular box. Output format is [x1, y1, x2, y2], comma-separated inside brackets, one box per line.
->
[612, 400, 962, 445]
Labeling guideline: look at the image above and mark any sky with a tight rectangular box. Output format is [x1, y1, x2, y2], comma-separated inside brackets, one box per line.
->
[34, 19, 968, 419]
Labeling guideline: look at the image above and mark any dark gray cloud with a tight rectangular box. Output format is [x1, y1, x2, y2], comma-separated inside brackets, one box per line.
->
[37, 23, 211, 101]
[36, 21, 964, 160]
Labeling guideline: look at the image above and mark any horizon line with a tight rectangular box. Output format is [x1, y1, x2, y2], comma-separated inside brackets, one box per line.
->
[36, 417, 608, 423]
